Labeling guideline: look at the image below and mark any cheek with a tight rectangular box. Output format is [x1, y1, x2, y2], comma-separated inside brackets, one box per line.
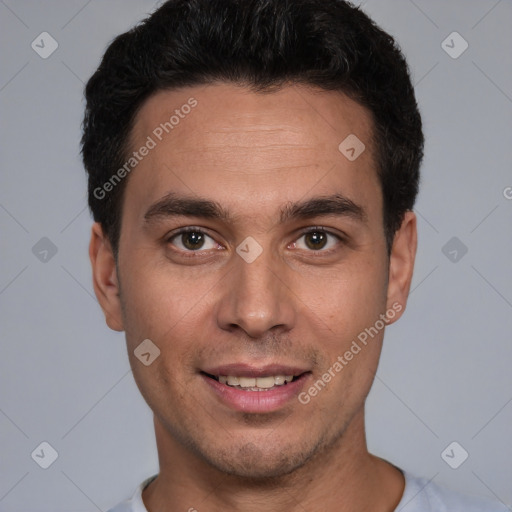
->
[118, 260, 223, 393]
[119, 257, 213, 337]
[300, 258, 388, 330]
[120, 266, 205, 401]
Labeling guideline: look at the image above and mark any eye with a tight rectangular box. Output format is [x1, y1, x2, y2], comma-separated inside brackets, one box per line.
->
[293, 228, 341, 252]
[168, 228, 220, 252]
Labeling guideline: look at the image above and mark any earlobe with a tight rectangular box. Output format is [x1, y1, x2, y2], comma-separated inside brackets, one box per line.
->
[385, 211, 417, 325]
[89, 222, 124, 332]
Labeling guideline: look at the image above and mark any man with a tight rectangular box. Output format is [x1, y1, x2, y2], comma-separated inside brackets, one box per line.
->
[82, 1, 507, 510]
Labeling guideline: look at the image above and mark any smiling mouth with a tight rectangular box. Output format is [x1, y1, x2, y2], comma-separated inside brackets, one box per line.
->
[202, 372, 304, 391]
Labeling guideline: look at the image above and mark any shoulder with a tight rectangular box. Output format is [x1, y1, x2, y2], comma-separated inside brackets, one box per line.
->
[107, 475, 157, 512]
[396, 471, 509, 512]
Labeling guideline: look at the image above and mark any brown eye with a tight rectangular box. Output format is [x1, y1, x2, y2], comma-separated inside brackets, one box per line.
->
[169, 229, 218, 252]
[181, 231, 205, 250]
[294, 229, 341, 252]
[304, 231, 328, 250]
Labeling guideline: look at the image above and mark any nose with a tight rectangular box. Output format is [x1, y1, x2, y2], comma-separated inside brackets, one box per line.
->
[215, 244, 297, 339]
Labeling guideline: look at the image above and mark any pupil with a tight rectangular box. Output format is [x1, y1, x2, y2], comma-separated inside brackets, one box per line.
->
[183, 232, 204, 250]
[305, 232, 327, 250]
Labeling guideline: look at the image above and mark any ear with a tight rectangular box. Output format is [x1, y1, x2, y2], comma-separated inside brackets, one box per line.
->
[385, 211, 417, 324]
[89, 222, 124, 332]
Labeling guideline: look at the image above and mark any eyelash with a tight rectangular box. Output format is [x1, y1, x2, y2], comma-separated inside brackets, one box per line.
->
[166, 226, 344, 257]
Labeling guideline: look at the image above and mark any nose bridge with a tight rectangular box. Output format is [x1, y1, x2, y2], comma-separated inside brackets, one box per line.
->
[216, 240, 296, 337]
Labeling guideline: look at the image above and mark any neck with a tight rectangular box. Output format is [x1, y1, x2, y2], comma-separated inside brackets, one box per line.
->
[143, 409, 404, 512]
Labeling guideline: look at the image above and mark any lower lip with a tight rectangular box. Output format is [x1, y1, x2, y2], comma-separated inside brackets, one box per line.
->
[202, 373, 310, 413]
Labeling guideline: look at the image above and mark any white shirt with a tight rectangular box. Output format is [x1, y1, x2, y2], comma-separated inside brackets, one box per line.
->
[107, 470, 508, 511]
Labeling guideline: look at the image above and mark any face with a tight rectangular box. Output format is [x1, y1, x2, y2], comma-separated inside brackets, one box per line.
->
[90, 83, 416, 479]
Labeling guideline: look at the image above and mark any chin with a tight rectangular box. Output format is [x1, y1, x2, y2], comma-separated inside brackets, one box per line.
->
[198, 436, 322, 481]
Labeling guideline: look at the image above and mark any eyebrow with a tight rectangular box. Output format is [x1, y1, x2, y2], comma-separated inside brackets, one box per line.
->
[143, 192, 367, 226]
[279, 194, 366, 223]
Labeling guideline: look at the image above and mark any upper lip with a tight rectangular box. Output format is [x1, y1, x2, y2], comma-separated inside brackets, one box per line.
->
[202, 363, 310, 378]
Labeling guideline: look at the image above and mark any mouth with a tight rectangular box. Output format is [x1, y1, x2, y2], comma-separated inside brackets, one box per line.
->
[200, 365, 311, 413]
[202, 372, 301, 391]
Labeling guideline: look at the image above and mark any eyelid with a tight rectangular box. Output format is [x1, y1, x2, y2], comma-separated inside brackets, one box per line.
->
[298, 226, 344, 239]
[167, 226, 214, 238]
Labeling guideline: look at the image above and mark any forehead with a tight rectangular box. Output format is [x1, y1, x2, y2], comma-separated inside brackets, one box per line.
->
[125, 83, 379, 223]
[133, 83, 374, 154]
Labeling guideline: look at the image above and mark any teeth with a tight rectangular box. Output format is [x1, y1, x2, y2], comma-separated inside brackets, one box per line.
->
[216, 374, 296, 389]
[256, 376, 275, 389]
[238, 377, 256, 387]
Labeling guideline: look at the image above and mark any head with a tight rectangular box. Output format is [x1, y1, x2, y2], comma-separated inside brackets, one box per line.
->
[84, 0, 422, 480]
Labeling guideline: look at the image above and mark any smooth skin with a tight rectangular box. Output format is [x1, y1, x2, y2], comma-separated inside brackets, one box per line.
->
[90, 83, 417, 512]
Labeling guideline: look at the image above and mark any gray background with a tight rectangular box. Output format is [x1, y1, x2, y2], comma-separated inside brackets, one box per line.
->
[1, 0, 511, 510]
